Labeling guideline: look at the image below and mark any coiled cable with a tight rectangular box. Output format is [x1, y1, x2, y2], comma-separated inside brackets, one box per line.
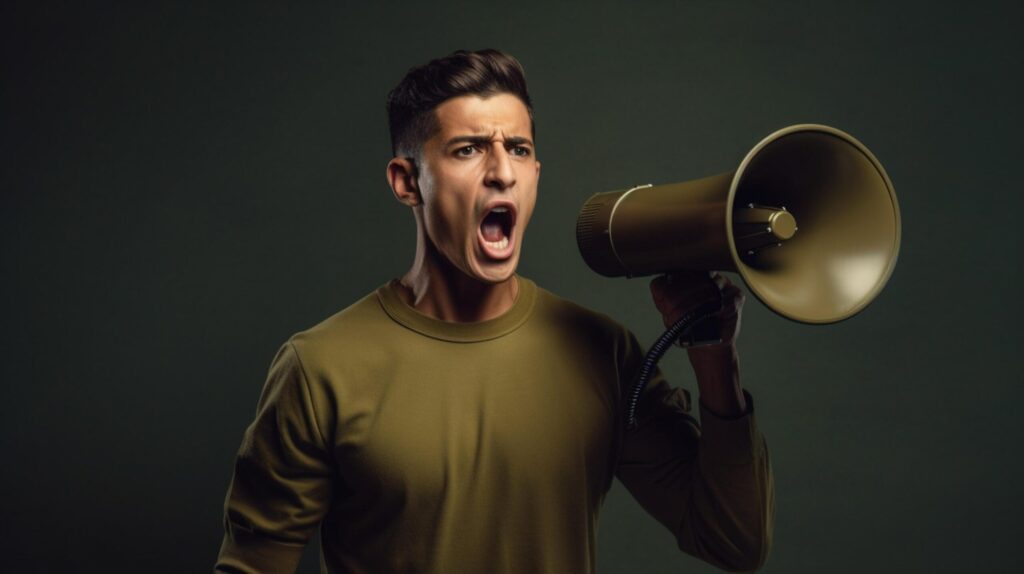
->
[625, 300, 722, 430]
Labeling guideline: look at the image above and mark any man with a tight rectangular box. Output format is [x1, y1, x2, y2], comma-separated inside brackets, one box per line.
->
[215, 49, 773, 574]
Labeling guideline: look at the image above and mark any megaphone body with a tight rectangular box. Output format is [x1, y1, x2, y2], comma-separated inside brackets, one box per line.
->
[576, 124, 901, 324]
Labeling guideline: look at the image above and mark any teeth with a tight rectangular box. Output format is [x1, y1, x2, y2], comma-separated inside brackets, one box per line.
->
[484, 236, 509, 250]
[491, 206, 508, 213]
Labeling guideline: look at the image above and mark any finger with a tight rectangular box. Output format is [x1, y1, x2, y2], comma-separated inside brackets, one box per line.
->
[654, 273, 717, 303]
[665, 290, 727, 326]
[649, 275, 669, 309]
[672, 272, 718, 297]
[720, 282, 742, 298]
[719, 289, 745, 318]
[710, 271, 727, 290]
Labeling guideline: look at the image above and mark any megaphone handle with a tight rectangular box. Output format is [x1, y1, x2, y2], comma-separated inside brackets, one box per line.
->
[678, 315, 723, 348]
[626, 300, 722, 430]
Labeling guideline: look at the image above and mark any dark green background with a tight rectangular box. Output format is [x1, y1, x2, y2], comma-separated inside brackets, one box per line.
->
[3, 1, 1021, 572]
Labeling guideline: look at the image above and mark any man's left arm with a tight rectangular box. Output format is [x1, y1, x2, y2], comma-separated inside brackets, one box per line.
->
[615, 272, 774, 572]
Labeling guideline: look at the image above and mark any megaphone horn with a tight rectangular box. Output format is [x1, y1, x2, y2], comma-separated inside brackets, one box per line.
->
[576, 124, 901, 325]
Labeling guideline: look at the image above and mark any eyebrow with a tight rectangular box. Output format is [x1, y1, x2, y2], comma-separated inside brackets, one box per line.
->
[444, 135, 534, 148]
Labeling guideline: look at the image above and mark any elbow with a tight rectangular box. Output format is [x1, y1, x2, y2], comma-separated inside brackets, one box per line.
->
[718, 544, 769, 573]
[713, 462, 775, 571]
[681, 524, 772, 573]
[713, 530, 772, 573]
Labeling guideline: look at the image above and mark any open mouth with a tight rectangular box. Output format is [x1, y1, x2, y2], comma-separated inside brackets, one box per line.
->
[479, 204, 517, 259]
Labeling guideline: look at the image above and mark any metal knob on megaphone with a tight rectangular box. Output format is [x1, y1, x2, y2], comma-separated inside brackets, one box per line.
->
[576, 124, 901, 324]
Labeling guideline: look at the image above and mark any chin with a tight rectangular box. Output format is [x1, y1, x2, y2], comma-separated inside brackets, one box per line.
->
[470, 254, 519, 284]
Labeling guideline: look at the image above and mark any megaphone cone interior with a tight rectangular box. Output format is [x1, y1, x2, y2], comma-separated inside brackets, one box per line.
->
[576, 124, 901, 324]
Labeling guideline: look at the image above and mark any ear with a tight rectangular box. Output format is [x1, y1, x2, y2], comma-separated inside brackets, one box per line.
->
[387, 157, 421, 207]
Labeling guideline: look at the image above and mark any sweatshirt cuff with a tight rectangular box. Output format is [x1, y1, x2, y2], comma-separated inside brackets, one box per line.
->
[698, 389, 761, 466]
[215, 523, 306, 574]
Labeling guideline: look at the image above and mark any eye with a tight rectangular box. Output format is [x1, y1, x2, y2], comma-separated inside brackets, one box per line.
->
[455, 145, 478, 157]
[510, 145, 532, 157]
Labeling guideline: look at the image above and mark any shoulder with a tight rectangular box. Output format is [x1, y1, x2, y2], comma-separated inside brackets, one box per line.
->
[530, 282, 638, 350]
[528, 281, 650, 399]
[282, 287, 392, 371]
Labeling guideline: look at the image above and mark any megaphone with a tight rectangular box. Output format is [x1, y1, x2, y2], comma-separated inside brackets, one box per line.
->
[576, 124, 900, 324]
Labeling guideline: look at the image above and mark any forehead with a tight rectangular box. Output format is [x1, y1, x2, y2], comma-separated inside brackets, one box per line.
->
[432, 93, 532, 140]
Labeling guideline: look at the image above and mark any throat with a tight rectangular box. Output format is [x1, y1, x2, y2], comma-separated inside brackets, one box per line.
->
[399, 271, 519, 323]
[403, 219, 518, 322]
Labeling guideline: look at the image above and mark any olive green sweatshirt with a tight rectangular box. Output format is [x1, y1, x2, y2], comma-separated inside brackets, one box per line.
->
[215, 276, 773, 573]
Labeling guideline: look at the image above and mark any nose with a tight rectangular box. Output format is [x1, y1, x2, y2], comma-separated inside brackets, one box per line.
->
[483, 143, 516, 191]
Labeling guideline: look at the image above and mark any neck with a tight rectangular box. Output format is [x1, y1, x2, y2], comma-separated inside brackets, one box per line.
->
[399, 221, 519, 323]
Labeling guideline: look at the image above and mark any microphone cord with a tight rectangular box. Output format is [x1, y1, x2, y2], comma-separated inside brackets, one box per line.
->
[625, 300, 722, 430]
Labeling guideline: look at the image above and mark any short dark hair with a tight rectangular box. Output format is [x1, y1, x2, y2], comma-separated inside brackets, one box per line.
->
[386, 49, 534, 159]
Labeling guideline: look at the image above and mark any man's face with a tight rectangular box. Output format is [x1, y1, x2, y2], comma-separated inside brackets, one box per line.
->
[413, 93, 540, 284]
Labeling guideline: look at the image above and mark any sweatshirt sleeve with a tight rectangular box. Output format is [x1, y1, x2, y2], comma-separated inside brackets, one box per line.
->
[215, 342, 333, 574]
[614, 331, 774, 573]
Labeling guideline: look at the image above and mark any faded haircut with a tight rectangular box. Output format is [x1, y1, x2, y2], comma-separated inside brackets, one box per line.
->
[386, 49, 534, 159]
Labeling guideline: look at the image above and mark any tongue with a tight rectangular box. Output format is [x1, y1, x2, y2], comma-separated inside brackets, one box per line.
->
[482, 221, 504, 242]
[481, 212, 506, 242]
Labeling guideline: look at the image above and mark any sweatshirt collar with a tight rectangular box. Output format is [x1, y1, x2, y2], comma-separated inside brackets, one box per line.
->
[376, 275, 537, 342]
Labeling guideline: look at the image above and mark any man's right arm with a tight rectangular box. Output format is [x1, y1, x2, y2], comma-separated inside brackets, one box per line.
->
[215, 342, 333, 574]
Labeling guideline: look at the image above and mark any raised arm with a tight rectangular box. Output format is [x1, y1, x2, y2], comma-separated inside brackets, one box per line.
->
[614, 272, 774, 572]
